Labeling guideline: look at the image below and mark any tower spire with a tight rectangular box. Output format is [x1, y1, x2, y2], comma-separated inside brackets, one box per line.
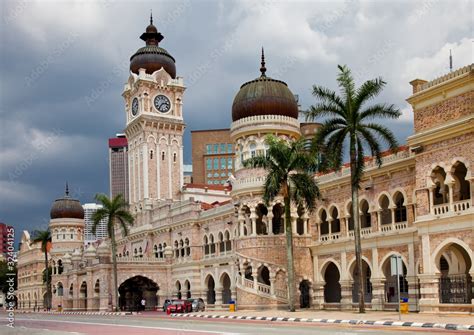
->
[449, 49, 453, 72]
[150, 9, 153, 25]
[65, 182, 69, 196]
[260, 47, 266, 77]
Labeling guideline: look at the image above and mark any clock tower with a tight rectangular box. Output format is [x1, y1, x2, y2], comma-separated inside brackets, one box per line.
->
[123, 14, 185, 210]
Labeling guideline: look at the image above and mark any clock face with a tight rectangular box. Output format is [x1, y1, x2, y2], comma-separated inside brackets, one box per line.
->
[154, 95, 171, 113]
[131, 98, 139, 116]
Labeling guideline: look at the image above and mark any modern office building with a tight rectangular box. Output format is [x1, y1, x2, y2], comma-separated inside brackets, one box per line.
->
[191, 129, 235, 185]
[109, 134, 129, 202]
[83, 203, 108, 243]
[0, 222, 14, 256]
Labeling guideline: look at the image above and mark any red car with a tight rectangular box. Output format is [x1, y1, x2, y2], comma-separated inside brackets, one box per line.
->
[166, 299, 192, 314]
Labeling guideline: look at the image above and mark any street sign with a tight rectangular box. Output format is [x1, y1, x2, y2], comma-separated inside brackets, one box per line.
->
[390, 255, 403, 276]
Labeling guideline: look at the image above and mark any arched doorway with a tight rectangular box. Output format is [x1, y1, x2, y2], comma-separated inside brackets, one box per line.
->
[256, 204, 268, 235]
[351, 260, 372, 303]
[118, 276, 159, 311]
[184, 280, 191, 299]
[93, 279, 100, 311]
[299, 280, 311, 308]
[437, 243, 472, 303]
[323, 263, 341, 303]
[221, 273, 232, 304]
[257, 266, 270, 285]
[176, 281, 182, 299]
[272, 204, 284, 234]
[79, 282, 87, 311]
[382, 256, 408, 303]
[205, 275, 216, 305]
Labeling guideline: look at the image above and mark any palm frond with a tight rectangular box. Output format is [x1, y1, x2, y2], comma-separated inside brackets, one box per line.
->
[354, 77, 386, 111]
[363, 123, 399, 152]
[311, 85, 346, 110]
[289, 173, 319, 212]
[337, 65, 355, 107]
[359, 103, 401, 121]
[304, 102, 345, 121]
[357, 127, 383, 167]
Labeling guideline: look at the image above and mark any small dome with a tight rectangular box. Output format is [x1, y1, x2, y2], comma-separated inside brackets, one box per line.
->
[97, 240, 110, 256]
[232, 49, 298, 122]
[129, 14, 176, 78]
[50, 184, 84, 220]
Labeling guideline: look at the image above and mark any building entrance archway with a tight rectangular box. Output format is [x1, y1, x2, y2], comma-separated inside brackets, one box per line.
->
[118, 276, 159, 311]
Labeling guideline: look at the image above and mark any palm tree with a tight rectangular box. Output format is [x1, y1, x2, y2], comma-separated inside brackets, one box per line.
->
[32, 229, 52, 310]
[304, 65, 400, 312]
[92, 193, 134, 312]
[243, 135, 319, 312]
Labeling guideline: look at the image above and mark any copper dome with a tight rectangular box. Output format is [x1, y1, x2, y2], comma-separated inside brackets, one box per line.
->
[129, 14, 176, 78]
[232, 49, 298, 122]
[50, 184, 84, 220]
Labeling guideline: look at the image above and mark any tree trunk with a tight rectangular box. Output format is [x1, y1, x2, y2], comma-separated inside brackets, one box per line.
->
[350, 134, 365, 313]
[284, 192, 296, 312]
[44, 249, 50, 310]
[110, 223, 119, 312]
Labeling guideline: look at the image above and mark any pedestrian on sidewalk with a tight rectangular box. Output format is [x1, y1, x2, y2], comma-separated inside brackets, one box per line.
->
[141, 298, 146, 311]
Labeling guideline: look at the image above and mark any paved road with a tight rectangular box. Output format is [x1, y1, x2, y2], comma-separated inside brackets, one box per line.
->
[2, 313, 465, 335]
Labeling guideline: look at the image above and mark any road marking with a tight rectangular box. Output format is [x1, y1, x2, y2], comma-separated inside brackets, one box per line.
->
[15, 318, 233, 334]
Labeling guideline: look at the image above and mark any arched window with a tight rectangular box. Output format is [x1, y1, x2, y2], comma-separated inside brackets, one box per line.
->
[320, 210, 329, 235]
[224, 231, 231, 251]
[150, 150, 153, 160]
[153, 245, 158, 258]
[174, 240, 179, 258]
[218, 232, 225, 253]
[379, 195, 392, 225]
[173, 152, 177, 163]
[249, 142, 257, 158]
[360, 200, 371, 228]
[138, 247, 143, 257]
[57, 260, 63, 274]
[203, 236, 209, 255]
[180, 239, 185, 257]
[209, 234, 215, 254]
[57, 282, 63, 296]
[185, 238, 190, 256]
[161, 151, 165, 161]
[330, 207, 340, 233]
[394, 192, 407, 222]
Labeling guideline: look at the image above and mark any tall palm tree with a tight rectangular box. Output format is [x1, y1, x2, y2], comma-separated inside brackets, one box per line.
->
[32, 229, 52, 310]
[305, 65, 400, 312]
[243, 135, 319, 312]
[92, 193, 134, 312]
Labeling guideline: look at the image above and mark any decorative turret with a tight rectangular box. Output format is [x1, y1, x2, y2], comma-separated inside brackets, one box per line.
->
[232, 48, 298, 122]
[129, 13, 176, 78]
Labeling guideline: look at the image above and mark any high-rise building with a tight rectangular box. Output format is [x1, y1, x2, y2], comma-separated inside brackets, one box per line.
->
[0, 222, 14, 256]
[109, 134, 129, 202]
[83, 203, 108, 243]
[191, 129, 235, 185]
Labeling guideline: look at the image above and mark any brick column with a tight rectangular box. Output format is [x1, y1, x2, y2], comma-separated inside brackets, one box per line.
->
[267, 212, 274, 235]
[418, 274, 440, 312]
[370, 278, 385, 310]
[340, 280, 353, 309]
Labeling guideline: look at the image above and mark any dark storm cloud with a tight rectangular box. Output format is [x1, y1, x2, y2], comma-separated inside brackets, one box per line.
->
[1, 0, 471, 244]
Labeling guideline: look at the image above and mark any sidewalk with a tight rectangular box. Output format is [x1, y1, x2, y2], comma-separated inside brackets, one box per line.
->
[172, 309, 474, 331]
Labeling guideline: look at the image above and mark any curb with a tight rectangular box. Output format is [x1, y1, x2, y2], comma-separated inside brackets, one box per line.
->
[171, 313, 474, 331]
[17, 311, 129, 316]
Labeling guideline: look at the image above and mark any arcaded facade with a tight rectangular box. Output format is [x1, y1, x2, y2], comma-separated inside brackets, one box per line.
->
[17, 17, 473, 313]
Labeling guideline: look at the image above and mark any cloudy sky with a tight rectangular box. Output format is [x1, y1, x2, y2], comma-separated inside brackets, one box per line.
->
[1, 0, 472, 242]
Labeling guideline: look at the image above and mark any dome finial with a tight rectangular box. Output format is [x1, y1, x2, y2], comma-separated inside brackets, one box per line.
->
[65, 182, 69, 196]
[150, 9, 153, 25]
[260, 47, 266, 77]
